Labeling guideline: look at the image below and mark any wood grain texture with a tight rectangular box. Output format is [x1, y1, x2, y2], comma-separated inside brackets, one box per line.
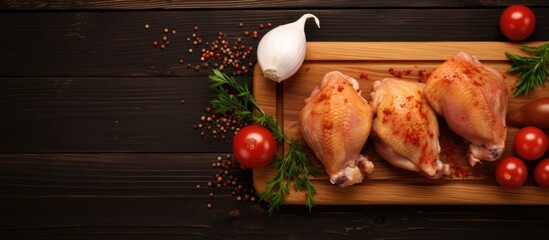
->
[0, 153, 252, 196]
[253, 42, 549, 205]
[1, 8, 549, 77]
[2, 155, 549, 239]
[2, 1, 549, 239]
[0, 77, 232, 152]
[2, 0, 548, 10]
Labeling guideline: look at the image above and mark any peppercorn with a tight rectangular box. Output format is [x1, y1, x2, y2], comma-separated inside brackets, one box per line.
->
[152, 41, 158, 47]
[144, 24, 150, 29]
[163, 28, 169, 33]
[259, 23, 265, 29]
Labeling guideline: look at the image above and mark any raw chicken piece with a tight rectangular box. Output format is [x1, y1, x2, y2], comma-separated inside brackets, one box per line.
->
[299, 71, 374, 187]
[371, 78, 449, 178]
[424, 52, 508, 166]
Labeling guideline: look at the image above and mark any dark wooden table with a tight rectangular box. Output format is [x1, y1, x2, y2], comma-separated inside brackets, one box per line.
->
[2, 1, 549, 239]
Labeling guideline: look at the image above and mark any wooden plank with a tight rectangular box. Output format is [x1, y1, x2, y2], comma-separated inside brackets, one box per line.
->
[2, 0, 548, 10]
[0, 77, 234, 153]
[253, 41, 549, 205]
[0, 153, 251, 196]
[2, 154, 549, 239]
[306, 42, 540, 61]
[1, 9, 549, 77]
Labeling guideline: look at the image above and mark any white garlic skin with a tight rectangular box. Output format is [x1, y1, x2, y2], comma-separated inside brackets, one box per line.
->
[257, 14, 320, 83]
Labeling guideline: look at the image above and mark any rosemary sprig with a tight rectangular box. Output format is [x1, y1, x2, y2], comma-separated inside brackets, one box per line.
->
[505, 41, 549, 97]
[208, 69, 317, 214]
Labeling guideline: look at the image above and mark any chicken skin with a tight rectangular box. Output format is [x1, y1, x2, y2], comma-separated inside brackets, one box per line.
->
[371, 78, 450, 178]
[299, 71, 374, 187]
[424, 52, 508, 166]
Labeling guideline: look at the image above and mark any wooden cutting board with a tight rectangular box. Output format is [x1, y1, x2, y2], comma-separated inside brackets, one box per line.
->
[253, 42, 549, 205]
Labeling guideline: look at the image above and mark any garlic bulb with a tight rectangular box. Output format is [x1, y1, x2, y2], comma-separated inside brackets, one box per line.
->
[257, 14, 320, 83]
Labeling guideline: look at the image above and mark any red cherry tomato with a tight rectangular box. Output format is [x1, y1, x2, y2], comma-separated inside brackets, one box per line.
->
[535, 158, 549, 188]
[495, 157, 527, 188]
[514, 126, 548, 161]
[500, 5, 536, 41]
[232, 125, 276, 169]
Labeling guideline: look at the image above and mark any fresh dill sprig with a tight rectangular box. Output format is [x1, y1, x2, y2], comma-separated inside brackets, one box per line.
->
[208, 69, 317, 214]
[505, 41, 549, 97]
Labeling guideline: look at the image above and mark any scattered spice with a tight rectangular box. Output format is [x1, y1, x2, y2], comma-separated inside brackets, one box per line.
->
[144, 22, 261, 76]
[386, 67, 433, 82]
[201, 154, 257, 209]
[388, 67, 403, 78]
[440, 130, 473, 178]
[359, 71, 369, 80]
[143, 21, 269, 210]
[193, 102, 247, 141]
[208, 70, 316, 214]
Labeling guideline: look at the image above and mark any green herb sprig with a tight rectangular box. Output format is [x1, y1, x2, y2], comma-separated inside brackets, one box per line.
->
[208, 69, 317, 215]
[506, 41, 549, 97]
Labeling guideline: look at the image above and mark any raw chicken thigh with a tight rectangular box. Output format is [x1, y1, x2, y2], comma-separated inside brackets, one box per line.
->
[424, 52, 508, 166]
[299, 71, 374, 187]
[371, 78, 449, 178]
